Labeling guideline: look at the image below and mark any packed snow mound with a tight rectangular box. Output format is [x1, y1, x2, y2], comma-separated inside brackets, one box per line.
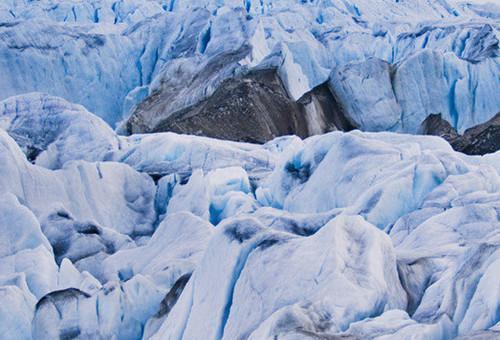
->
[0, 0, 498, 132]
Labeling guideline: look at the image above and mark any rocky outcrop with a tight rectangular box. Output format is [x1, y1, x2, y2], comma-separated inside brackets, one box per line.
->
[125, 48, 499, 143]
[421, 112, 500, 155]
[127, 69, 353, 143]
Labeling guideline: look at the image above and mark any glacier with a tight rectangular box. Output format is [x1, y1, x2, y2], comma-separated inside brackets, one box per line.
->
[0, 0, 499, 339]
[0, 90, 499, 339]
[0, 0, 498, 133]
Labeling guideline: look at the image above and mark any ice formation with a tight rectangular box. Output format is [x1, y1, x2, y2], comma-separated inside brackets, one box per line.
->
[0, 90, 498, 338]
[0, 0, 498, 132]
[0, 1, 499, 339]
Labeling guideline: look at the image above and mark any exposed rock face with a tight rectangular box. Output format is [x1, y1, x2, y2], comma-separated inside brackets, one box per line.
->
[127, 69, 353, 143]
[126, 47, 499, 143]
[459, 113, 500, 155]
[123, 46, 251, 135]
[421, 113, 500, 155]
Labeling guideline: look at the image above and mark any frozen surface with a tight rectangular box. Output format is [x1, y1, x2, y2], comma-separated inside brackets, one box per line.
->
[0, 1, 499, 339]
[1, 96, 499, 338]
[0, 93, 119, 169]
[0, 0, 498, 130]
[153, 214, 406, 339]
[0, 128, 156, 237]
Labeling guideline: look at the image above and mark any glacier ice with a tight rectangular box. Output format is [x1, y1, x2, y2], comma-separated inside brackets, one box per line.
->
[0, 193, 57, 299]
[0, 0, 498, 132]
[0, 1, 499, 339]
[0, 128, 157, 237]
[0, 93, 119, 169]
[152, 214, 406, 339]
[329, 50, 500, 133]
[0, 87, 498, 339]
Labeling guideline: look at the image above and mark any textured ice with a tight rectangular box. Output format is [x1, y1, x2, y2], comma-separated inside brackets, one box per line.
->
[0, 129, 156, 236]
[258, 130, 472, 230]
[112, 132, 275, 177]
[31, 211, 214, 339]
[0, 0, 498, 129]
[101, 211, 213, 285]
[0, 93, 119, 169]
[32, 277, 165, 339]
[0, 93, 276, 178]
[0, 193, 57, 299]
[391, 167, 500, 337]
[330, 51, 500, 133]
[0, 90, 499, 338]
[153, 214, 406, 339]
[0, 1, 499, 339]
[164, 167, 256, 224]
[335, 309, 455, 340]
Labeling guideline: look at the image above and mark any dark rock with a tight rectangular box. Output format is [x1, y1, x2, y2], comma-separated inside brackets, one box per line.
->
[126, 68, 354, 143]
[125, 46, 252, 135]
[460, 113, 500, 155]
[420, 113, 500, 155]
[155, 273, 192, 319]
[420, 113, 461, 141]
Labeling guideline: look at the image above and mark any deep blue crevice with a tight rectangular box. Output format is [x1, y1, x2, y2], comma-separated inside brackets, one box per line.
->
[244, 0, 251, 13]
[136, 46, 146, 86]
[449, 80, 459, 129]
[71, 6, 77, 21]
[93, 8, 100, 23]
[198, 23, 212, 54]
[217, 240, 261, 339]
[111, 2, 119, 24]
